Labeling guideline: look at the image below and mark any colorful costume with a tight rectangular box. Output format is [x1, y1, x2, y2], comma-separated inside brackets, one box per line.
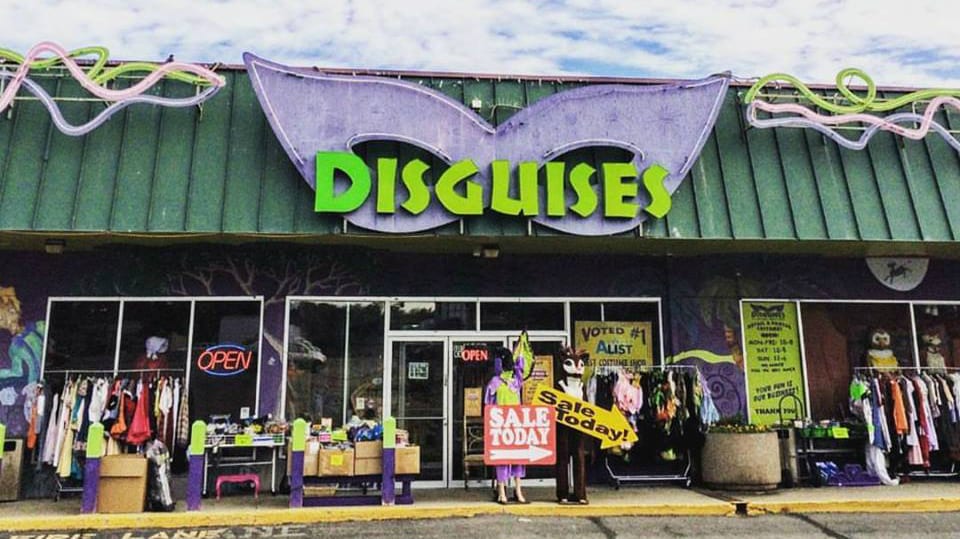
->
[483, 335, 534, 485]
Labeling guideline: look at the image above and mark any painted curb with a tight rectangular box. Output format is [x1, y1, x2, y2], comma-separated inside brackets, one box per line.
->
[0, 502, 736, 531]
[748, 498, 960, 515]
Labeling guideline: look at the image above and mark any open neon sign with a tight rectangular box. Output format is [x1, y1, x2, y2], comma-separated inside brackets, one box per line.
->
[196, 344, 253, 377]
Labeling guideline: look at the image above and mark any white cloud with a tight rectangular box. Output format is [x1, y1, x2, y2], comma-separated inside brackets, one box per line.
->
[3, 0, 960, 87]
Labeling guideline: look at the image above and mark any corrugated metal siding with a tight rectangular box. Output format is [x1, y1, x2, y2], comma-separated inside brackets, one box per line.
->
[0, 66, 957, 243]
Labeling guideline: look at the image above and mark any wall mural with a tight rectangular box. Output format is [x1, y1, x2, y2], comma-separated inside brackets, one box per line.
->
[3, 246, 960, 436]
[0, 286, 45, 435]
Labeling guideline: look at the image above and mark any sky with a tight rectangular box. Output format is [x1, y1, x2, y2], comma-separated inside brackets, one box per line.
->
[5, 0, 960, 88]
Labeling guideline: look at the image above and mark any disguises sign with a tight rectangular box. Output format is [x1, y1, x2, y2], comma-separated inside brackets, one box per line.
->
[532, 386, 638, 449]
[483, 405, 556, 465]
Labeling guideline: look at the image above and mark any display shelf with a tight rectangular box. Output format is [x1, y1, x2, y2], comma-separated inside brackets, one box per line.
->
[204, 433, 285, 448]
[300, 473, 416, 506]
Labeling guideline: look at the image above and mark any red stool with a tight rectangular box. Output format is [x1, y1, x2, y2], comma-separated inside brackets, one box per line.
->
[215, 473, 261, 499]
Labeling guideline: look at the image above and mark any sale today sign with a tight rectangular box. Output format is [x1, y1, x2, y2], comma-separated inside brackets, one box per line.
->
[483, 405, 556, 466]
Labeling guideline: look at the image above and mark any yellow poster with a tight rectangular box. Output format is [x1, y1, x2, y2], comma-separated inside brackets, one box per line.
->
[575, 321, 653, 368]
[522, 355, 554, 405]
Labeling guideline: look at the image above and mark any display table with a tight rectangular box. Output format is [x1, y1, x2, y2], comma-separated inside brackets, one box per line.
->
[203, 433, 284, 496]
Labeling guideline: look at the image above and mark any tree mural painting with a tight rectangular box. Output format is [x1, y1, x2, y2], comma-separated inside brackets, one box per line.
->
[166, 248, 367, 418]
[667, 276, 762, 418]
[0, 285, 45, 435]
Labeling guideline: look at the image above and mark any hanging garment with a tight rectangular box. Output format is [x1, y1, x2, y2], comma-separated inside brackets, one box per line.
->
[890, 377, 909, 435]
[158, 378, 174, 448]
[915, 377, 940, 453]
[175, 382, 190, 447]
[40, 393, 60, 465]
[910, 377, 932, 468]
[903, 379, 922, 466]
[127, 380, 153, 446]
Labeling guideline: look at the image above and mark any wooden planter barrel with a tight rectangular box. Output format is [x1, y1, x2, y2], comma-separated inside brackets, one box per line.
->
[701, 431, 781, 490]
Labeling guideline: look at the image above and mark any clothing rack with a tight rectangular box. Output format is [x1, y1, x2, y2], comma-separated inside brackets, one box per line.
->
[601, 364, 699, 488]
[852, 366, 960, 479]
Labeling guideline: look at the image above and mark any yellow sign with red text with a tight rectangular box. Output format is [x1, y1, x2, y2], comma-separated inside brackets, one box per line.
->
[532, 386, 637, 449]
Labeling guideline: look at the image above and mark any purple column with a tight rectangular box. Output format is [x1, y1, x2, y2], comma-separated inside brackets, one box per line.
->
[81, 422, 104, 514]
[289, 451, 304, 508]
[381, 417, 396, 505]
[289, 418, 307, 509]
[186, 421, 206, 511]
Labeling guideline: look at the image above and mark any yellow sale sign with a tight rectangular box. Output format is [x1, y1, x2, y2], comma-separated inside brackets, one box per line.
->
[532, 386, 637, 449]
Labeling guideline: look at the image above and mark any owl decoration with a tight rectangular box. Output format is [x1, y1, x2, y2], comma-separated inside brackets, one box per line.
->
[866, 328, 898, 371]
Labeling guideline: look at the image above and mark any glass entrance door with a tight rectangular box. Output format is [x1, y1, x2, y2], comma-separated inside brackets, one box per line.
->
[451, 339, 505, 486]
[387, 333, 567, 487]
[390, 340, 446, 483]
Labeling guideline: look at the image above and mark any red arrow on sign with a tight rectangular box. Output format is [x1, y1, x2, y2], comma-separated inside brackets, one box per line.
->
[483, 405, 556, 466]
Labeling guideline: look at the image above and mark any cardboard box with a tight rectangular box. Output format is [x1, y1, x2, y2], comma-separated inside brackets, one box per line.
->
[395, 446, 421, 475]
[354, 457, 382, 476]
[287, 440, 320, 476]
[354, 440, 382, 459]
[97, 455, 147, 514]
[464, 387, 483, 417]
[318, 448, 355, 477]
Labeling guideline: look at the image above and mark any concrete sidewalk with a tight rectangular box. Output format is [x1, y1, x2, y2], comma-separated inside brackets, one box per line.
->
[3, 482, 960, 531]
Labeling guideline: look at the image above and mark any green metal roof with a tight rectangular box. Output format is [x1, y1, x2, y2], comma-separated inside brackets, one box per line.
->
[0, 66, 958, 245]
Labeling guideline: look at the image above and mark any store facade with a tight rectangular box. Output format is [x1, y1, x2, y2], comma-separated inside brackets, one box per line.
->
[2, 46, 960, 492]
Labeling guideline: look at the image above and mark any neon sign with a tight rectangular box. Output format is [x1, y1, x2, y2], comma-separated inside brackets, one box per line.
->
[316, 152, 671, 220]
[460, 345, 490, 363]
[0, 42, 226, 136]
[744, 68, 960, 153]
[196, 344, 253, 377]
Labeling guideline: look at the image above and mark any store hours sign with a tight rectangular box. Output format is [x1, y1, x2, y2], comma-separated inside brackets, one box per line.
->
[743, 302, 805, 425]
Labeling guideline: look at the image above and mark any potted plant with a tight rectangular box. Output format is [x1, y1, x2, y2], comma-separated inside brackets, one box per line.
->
[701, 418, 781, 491]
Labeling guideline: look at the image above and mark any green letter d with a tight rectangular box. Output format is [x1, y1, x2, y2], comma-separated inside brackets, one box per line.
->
[315, 151, 371, 213]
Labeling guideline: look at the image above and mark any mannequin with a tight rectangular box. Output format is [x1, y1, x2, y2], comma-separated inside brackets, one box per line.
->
[554, 347, 590, 504]
[483, 333, 534, 505]
[136, 336, 169, 379]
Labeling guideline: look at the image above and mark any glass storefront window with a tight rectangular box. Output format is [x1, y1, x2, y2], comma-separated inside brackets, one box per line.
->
[390, 301, 476, 331]
[914, 304, 960, 370]
[480, 302, 564, 331]
[117, 301, 190, 373]
[286, 300, 385, 425]
[188, 300, 262, 422]
[800, 302, 914, 420]
[44, 301, 120, 372]
[286, 301, 346, 423]
[346, 302, 385, 421]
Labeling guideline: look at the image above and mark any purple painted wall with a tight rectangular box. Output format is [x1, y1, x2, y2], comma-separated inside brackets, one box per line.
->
[1, 244, 958, 436]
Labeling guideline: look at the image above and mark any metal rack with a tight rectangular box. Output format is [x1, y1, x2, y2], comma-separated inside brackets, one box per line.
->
[600, 364, 699, 488]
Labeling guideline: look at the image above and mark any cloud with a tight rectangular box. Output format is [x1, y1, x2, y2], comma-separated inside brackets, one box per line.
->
[4, 0, 960, 87]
